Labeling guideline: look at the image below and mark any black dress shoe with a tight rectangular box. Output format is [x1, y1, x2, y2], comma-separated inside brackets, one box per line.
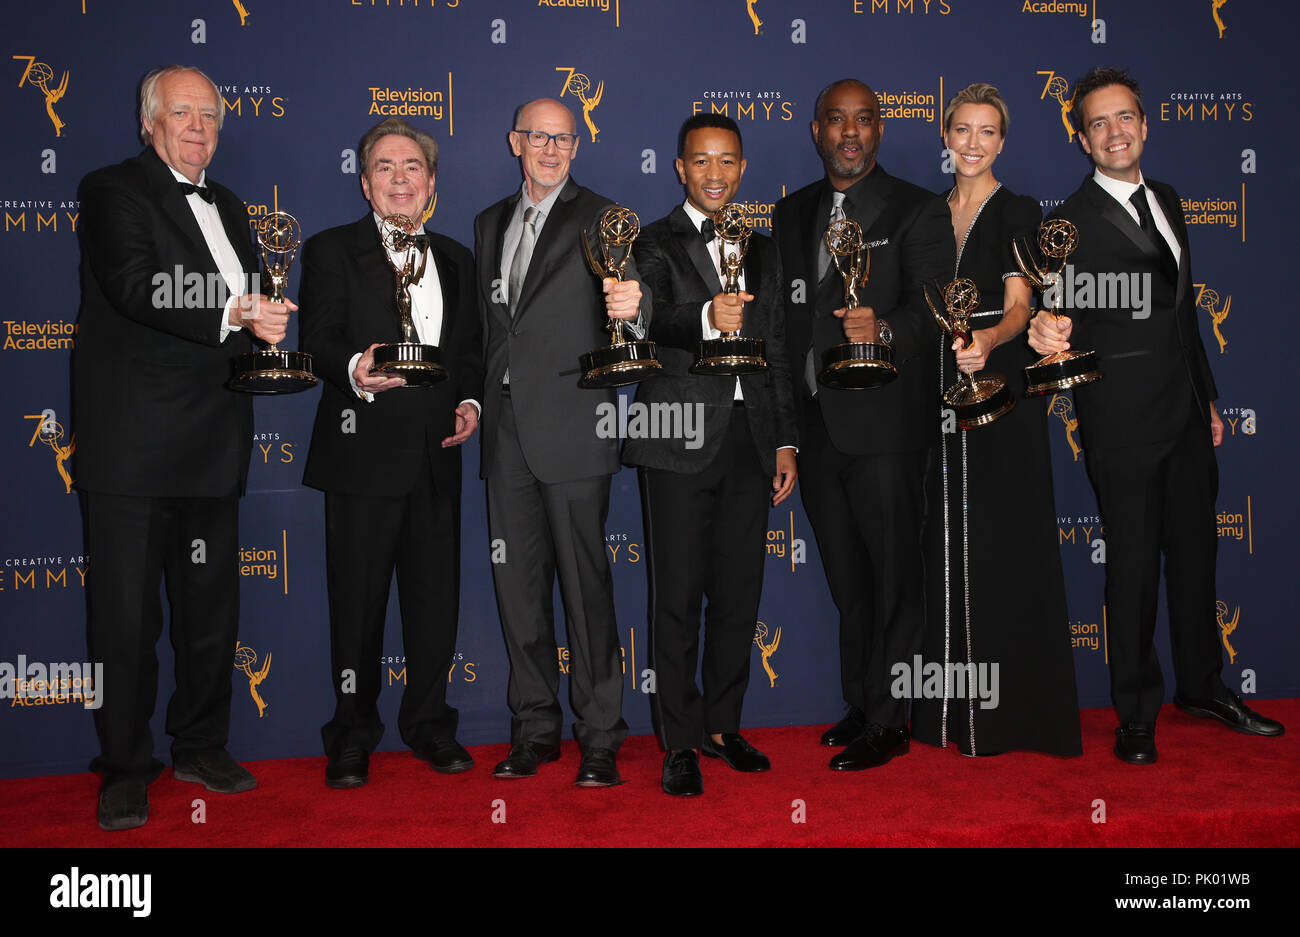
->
[701, 733, 771, 772]
[829, 723, 909, 770]
[97, 781, 148, 832]
[821, 707, 866, 746]
[662, 750, 703, 796]
[492, 742, 560, 779]
[326, 747, 370, 788]
[1174, 692, 1285, 737]
[416, 738, 474, 774]
[1114, 722, 1157, 765]
[575, 747, 621, 787]
[173, 749, 257, 793]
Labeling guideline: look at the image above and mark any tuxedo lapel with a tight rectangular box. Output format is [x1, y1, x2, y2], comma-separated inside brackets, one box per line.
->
[669, 207, 722, 294]
[1085, 179, 1166, 272]
[351, 217, 401, 338]
[740, 239, 764, 338]
[484, 192, 518, 330]
[1150, 181, 1190, 306]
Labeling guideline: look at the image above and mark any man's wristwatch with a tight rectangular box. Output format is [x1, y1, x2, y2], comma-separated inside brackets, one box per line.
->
[876, 318, 893, 346]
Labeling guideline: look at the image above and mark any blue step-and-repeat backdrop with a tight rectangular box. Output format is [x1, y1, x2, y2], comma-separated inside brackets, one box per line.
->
[2, 0, 1293, 777]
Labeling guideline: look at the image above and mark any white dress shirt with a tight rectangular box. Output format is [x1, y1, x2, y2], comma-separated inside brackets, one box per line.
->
[1091, 168, 1182, 268]
[167, 166, 246, 342]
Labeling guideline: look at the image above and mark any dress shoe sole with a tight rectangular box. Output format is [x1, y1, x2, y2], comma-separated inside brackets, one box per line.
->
[430, 760, 474, 775]
[575, 777, 622, 788]
[493, 749, 560, 779]
[173, 769, 257, 794]
[662, 784, 703, 797]
[830, 741, 909, 771]
[1174, 700, 1285, 737]
[325, 775, 369, 789]
[1113, 746, 1157, 765]
[98, 809, 148, 832]
[700, 748, 770, 772]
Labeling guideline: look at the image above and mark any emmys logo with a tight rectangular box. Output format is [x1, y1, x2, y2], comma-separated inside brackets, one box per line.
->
[1048, 394, 1081, 461]
[218, 84, 286, 119]
[1, 200, 79, 235]
[1195, 283, 1230, 353]
[1036, 70, 1078, 143]
[1216, 406, 1255, 437]
[1057, 515, 1104, 548]
[12, 55, 68, 137]
[854, 0, 954, 15]
[692, 91, 793, 124]
[24, 410, 74, 493]
[233, 0, 251, 26]
[604, 532, 642, 564]
[754, 621, 780, 687]
[1, 555, 87, 593]
[745, 0, 763, 34]
[234, 641, 270, 717]
[1158, 93, 1252, 123]
[1216, 600, 1239, 662]
[386, 653, 479, 685]
[1212, 0, 1228, 38]
[557, 67, 603, 142]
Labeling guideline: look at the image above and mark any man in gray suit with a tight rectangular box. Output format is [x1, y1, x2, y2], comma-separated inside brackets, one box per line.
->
[473, 97, 650, 787]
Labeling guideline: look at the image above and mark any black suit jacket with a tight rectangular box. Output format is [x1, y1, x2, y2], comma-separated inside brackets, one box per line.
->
[73, 147, 258, 497]
[1051, 176, 1218, 450]
[773, 165, 953, 455]
[299, 215, 483, 497]
[474, 177, 652, 484]
[623, 206, 797, 475]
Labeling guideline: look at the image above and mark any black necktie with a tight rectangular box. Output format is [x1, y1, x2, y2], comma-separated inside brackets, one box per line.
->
[178, 181, 214, 204]
[1130, 186, 1177, 277]
[410, 233, 430, 253]
[699, 218, 715, 243]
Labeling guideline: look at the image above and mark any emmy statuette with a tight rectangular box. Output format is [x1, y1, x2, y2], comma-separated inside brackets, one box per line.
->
[231, 211, 317, 393]
[923, 277, 1015, 429]
[690, 203, 767, 375]
[817, 218, 896, 389]
[577, 206, 663, 388]
[1012, 218, 1102, 397]
[370, 213, 447, 386]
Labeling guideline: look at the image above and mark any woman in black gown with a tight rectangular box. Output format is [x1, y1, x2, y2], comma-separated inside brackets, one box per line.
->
[911, 83, 1081, 756]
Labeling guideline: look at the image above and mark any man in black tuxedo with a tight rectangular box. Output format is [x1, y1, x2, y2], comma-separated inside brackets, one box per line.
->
[474, 97, 649, 787]
[75, 65, 293, 830]
[626, 114, 797, 796]
[300, 117, 483, 788]
[773, 78, 953, 770]
[1028, 67, 1283, 763]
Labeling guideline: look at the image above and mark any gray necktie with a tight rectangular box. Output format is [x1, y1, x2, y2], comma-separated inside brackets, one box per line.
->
[816, 191, 847, 282]
[808, 192, 846, 395]
[508, 206, 538, 315]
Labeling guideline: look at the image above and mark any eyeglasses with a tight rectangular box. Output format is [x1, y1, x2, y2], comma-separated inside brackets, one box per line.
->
[514, 129, 579, 151]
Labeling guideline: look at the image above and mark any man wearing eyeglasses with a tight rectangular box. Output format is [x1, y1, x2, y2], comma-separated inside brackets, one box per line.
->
[474, 97, 651, 788]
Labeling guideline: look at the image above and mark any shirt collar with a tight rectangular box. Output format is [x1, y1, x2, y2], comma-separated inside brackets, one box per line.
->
[519, 177, 567, 219]
[372, 212, 427, 236]
[167, 165, 207, 188]
[682, 200, 711, 233]
[1092, 167, 1147, 207]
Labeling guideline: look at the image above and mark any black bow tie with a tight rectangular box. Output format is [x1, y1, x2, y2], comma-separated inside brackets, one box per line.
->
[178, 181, 214, 203]
[699, 219, 715, 243]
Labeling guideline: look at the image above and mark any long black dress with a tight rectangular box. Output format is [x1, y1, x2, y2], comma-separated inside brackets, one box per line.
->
[911, 184, 1082, 756]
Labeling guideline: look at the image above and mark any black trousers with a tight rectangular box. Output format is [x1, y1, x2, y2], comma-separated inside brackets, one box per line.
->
[486, 396, 628, 752]
[797, 401, 928, 729]
[320, 467, 460, 757]
[1085, 401, 1225, 724]
[641, 407, 770, 751]
[85, 490, 240, 784]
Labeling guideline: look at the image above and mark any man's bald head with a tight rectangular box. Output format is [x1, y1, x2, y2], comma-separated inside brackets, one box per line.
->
[510, 97, 580, 202]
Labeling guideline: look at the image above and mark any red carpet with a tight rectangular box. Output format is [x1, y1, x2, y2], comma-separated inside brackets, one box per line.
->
[3, 701, 1297, 848]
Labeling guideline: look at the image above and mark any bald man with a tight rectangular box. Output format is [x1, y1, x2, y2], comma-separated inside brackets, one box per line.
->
[473, 98, 651, 787]
[773, 78, 952, 770]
